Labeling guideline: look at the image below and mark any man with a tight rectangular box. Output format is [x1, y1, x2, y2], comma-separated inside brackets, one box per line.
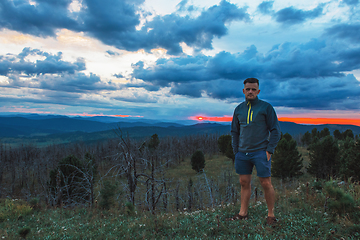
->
[229, 77, 281, 225]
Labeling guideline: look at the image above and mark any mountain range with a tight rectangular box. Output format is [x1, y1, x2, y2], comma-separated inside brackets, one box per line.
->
[0, 114, 359, 146]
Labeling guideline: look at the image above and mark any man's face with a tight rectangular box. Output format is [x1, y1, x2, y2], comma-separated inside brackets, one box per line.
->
[243, 82, 260, 100]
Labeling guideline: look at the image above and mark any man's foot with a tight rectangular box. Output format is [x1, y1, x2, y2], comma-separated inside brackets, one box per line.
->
[266, 216, 277, 226]
[226, 213, 248, 221]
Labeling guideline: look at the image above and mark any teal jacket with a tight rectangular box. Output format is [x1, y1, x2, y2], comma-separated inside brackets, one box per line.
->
[231, 96, 281, 154]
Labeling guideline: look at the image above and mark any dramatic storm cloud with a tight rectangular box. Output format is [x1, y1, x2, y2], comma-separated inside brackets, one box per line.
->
[0, 48, 85, 76]
[0, 0, 359, 122]
[131, 38, 360, 110]
[0, 0, 249, 55]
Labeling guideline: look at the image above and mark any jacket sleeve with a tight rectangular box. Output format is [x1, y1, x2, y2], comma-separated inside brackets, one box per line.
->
[265, 105, 281, 154]
[231, 108, 240, 154]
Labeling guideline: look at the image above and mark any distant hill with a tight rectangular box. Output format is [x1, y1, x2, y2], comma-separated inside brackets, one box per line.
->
[278, 121, 360, 137]
[0, 115, 359, 146]
[0, 116, 184, 138]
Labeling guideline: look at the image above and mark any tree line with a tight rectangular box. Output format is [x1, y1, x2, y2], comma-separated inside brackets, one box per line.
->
[217, 127, 360, 182]
[1, 125, 359, 213]
[0, 129, 222, 212]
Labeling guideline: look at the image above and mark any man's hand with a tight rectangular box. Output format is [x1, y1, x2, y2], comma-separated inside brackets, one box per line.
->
[266, 151, 272, 161]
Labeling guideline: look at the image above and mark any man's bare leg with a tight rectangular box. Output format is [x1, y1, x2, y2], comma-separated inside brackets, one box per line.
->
[259, 177, 275, 217]
[239, 174, 252, 216]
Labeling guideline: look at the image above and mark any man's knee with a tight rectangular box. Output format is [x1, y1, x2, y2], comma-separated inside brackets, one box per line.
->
[259, 177, 272, 189]
[239, 175, 251, 187]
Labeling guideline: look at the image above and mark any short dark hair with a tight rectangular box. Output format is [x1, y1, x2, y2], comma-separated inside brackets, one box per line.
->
[243, 78, 259, 86]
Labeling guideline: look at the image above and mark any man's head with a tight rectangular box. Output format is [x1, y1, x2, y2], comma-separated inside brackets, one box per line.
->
[243, 78, 260, 101]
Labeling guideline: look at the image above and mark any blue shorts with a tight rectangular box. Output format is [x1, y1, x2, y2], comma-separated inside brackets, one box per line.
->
[235, 150, 271, 177]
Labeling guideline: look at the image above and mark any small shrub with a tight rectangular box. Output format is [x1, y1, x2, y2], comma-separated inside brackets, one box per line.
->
[218, 135, 231, 154]
[99, 180, 117, 210]
[19, 227, 31, 239]
[191, 150, 205, 173]
[0, 199, 32, 222]
[48, 153, 97, 206]
[324, 181, 356, 217]
[125, 202, 135, 216]
[29, 197, 40, 210]
[217, 135, 235, 162]
[310, 181, 323, 192]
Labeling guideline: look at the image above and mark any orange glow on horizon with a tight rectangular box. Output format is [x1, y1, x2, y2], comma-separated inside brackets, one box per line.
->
[66, 113, 143, 118]
[190, 116, 232, 122]
[278, 117, 360, 127]
[190, 116, 360, 126]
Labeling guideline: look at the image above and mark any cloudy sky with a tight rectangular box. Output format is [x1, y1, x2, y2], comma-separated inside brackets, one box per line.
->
[0, 0, 360, 125]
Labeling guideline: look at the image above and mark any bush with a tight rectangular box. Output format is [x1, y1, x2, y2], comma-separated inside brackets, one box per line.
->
[99, 180, 117, 210]
[125, 202, 135, 215]
[218, 135, 235, 162]
[324, 181, 356, 217]
[0, 199, 32, 222]
[49, 153, 97, 206]
[148, 134, 160, 150]
[272, 133, 303, 180]
[218, 135, 231, 154]
[191, 150, 205, 173]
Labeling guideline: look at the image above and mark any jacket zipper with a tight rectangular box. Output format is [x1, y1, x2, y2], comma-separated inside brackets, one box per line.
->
[247, 102, 253, 124]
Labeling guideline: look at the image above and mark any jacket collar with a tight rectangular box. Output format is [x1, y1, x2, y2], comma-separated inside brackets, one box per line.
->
[246, 96, 259, 105]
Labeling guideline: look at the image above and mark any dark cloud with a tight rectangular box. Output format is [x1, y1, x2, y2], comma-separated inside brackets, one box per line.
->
[0, 93, 115, 109]
[325, 23, 360, 43]
[132, 54, 211, 86]
[170, 82, 203, 98]
[261, 75, 360, 110]
[0, 48, 119, 93]
[0, 0, 79, 37]
[257, 1, 274, 15]
[341, 0, 359, 6]
[274, 4, 325, 25]
[0, 0, 249, 55]
[79, 0, 143, 41]
[0, 48, 85, 76]
[256, 2, 326, 25]
[131, 38, 360, 110]
[38, 73, 118, 93]
[101, 0, 250, 55]
[1, 72, 118, 93]
[132, 39, 354, 83]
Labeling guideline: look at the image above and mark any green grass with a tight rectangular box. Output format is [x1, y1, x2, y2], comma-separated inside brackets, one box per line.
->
[165, 154, 234, 180]
[1, 153, 360, 239]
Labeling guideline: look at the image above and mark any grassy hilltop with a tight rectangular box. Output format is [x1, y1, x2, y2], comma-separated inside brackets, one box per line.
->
[1, 151, 360, 239]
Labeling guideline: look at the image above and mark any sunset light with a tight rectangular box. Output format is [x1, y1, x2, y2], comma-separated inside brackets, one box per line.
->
[190, 116, 232, 122]
[1, 0, 360, 127]
[191, 116, 360, 127]
[278, 117, 360, 127]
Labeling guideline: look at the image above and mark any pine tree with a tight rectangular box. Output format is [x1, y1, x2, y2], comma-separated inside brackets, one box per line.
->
[307, 135, 339, 180]
[333, 129, 342, 140]
[301, 131, 311, 146]
[338, 138, 360, 181]
[218, 134, 235, 162]
[271, 133, 303, 180]
[148, 134, 160, 150]
[191, 150, 205, 173]
[218, 135, 231, 154]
